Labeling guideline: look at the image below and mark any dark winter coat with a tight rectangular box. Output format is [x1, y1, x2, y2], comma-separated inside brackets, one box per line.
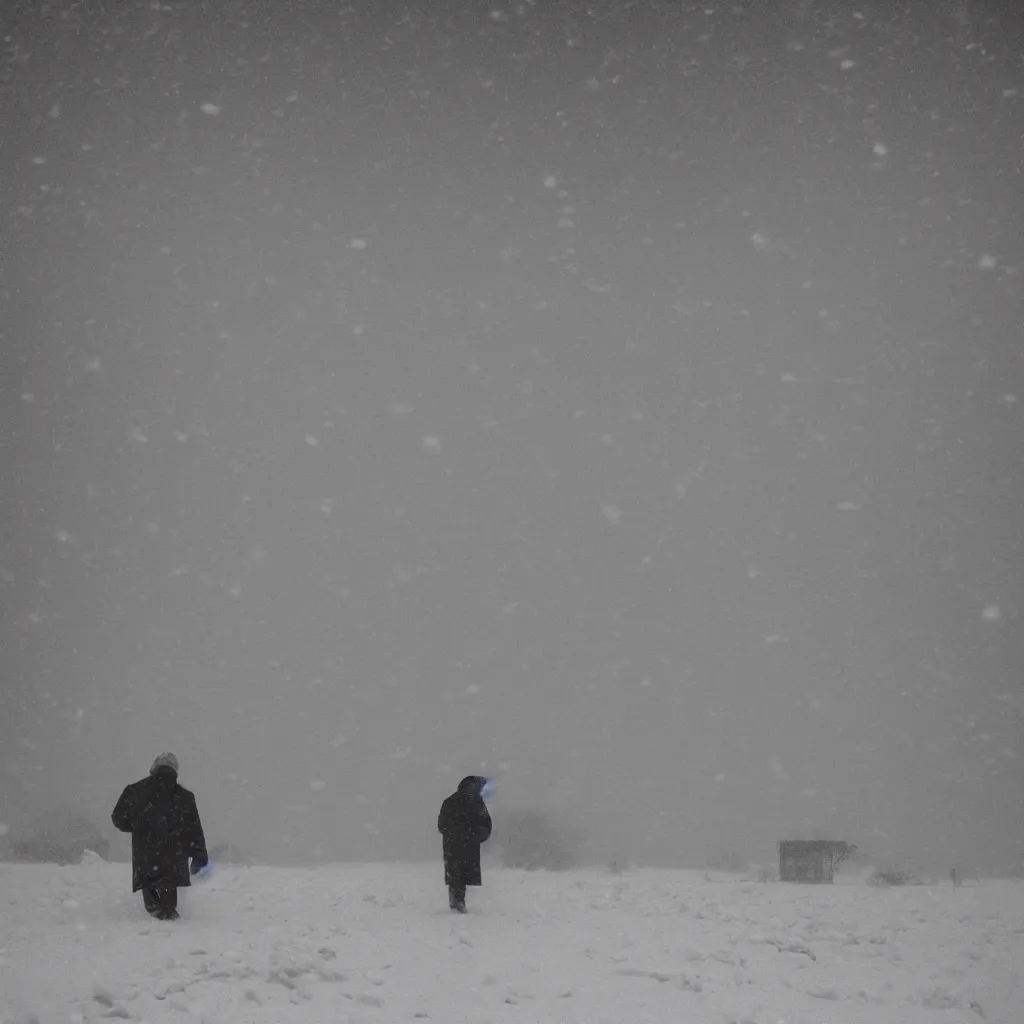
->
[438, 776, 492, 887]
[111, 768, 208, 892]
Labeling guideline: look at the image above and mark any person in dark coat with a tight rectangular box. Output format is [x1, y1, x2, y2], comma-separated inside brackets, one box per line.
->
[111, 753, 208, 920]
[437, 775, 492, 913]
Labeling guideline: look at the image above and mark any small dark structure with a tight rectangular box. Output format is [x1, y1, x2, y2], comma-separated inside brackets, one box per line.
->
[778, 840, 855, 883]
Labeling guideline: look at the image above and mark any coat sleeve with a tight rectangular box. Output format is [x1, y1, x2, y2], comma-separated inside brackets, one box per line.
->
[111, 786, 136, 833]
[476, 805, 492, 844]
[185, 792, 208, 865]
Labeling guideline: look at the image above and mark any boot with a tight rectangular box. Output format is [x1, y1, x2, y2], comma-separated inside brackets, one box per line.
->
[448, 886, 467, 913]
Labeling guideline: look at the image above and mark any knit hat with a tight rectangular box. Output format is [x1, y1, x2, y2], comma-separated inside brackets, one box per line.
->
[150, 752, 179, 775]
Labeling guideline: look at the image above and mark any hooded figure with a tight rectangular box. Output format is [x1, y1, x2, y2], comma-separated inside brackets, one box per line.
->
[111, 754, 208, 920]
[437, 775, 492, 913]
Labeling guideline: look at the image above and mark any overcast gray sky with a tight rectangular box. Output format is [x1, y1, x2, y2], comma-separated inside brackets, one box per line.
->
[2, 0, 1021, 873]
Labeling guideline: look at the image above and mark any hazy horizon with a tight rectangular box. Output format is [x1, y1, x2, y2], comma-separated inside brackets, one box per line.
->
[1, 0, 1021, 875]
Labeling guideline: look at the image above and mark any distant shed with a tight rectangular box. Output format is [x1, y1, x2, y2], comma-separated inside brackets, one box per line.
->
[778, 840, 855, 883]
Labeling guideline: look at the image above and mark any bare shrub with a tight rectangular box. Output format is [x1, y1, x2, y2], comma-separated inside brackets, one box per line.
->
[706, 849, 749, 874]
[868, 868, 919, 887]
[11, 813, 109, 865]
[496, 809, 585, 871]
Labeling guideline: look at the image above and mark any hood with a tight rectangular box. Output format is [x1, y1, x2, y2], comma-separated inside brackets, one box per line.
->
[150, 752, 179, 775]
[457, 775, 488, 796]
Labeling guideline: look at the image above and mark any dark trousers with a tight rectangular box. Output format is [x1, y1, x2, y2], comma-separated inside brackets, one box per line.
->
[142, 886, 178, 918]
[448, 884, 466, 909]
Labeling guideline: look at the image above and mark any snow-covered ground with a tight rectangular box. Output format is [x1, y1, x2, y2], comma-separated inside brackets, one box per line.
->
[2, 858, 1020, 1024]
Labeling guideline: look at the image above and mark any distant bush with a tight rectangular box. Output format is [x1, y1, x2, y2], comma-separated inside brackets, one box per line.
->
[705, 849, 749, 874]
[209, 843, 253, 866]
[11, 814, 109, 865]
[496, 809, 585, 871]
[867, 869, 919, 887]
[606, 855, 631, 875]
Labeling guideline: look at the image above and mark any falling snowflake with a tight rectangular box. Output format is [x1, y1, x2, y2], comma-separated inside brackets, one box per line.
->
[466, 684, 481, 695]
[200, 102, 221, 115]
[981, 605, 1002, 621]
[543, 174, 559, 189]
[422, 436, 442, 453]
[837, 501, 862, 511]
[56, 529, 74, 543]
[330, 735, 347, 747]
[0, 821, 8, 837]
[390, 402, 415, 416]
[350, 238, 368, 250]
[602, 505, 624, 524]
[305, 434, 319, 446]
[129, 426, 148, 444]
[873, 142, 889, 156]
[978, 254, 998, 270]
[309, 780, 327, 792]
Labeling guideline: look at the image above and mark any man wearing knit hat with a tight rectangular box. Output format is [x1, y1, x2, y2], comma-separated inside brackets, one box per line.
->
[111, 753, 208, 920]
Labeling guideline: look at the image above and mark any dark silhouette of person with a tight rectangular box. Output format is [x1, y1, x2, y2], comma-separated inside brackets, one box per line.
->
[437, 776, 492, 913]
[112, 753, 208, 920]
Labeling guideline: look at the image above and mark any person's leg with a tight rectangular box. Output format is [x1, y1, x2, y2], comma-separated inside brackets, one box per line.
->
[142, 888, 162, 916]
[449, 884, 467, 912]
[158, 886, 179, 919]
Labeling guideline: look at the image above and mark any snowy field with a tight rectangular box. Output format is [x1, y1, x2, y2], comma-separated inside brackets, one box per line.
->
[2, 858, 1021, 1024]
